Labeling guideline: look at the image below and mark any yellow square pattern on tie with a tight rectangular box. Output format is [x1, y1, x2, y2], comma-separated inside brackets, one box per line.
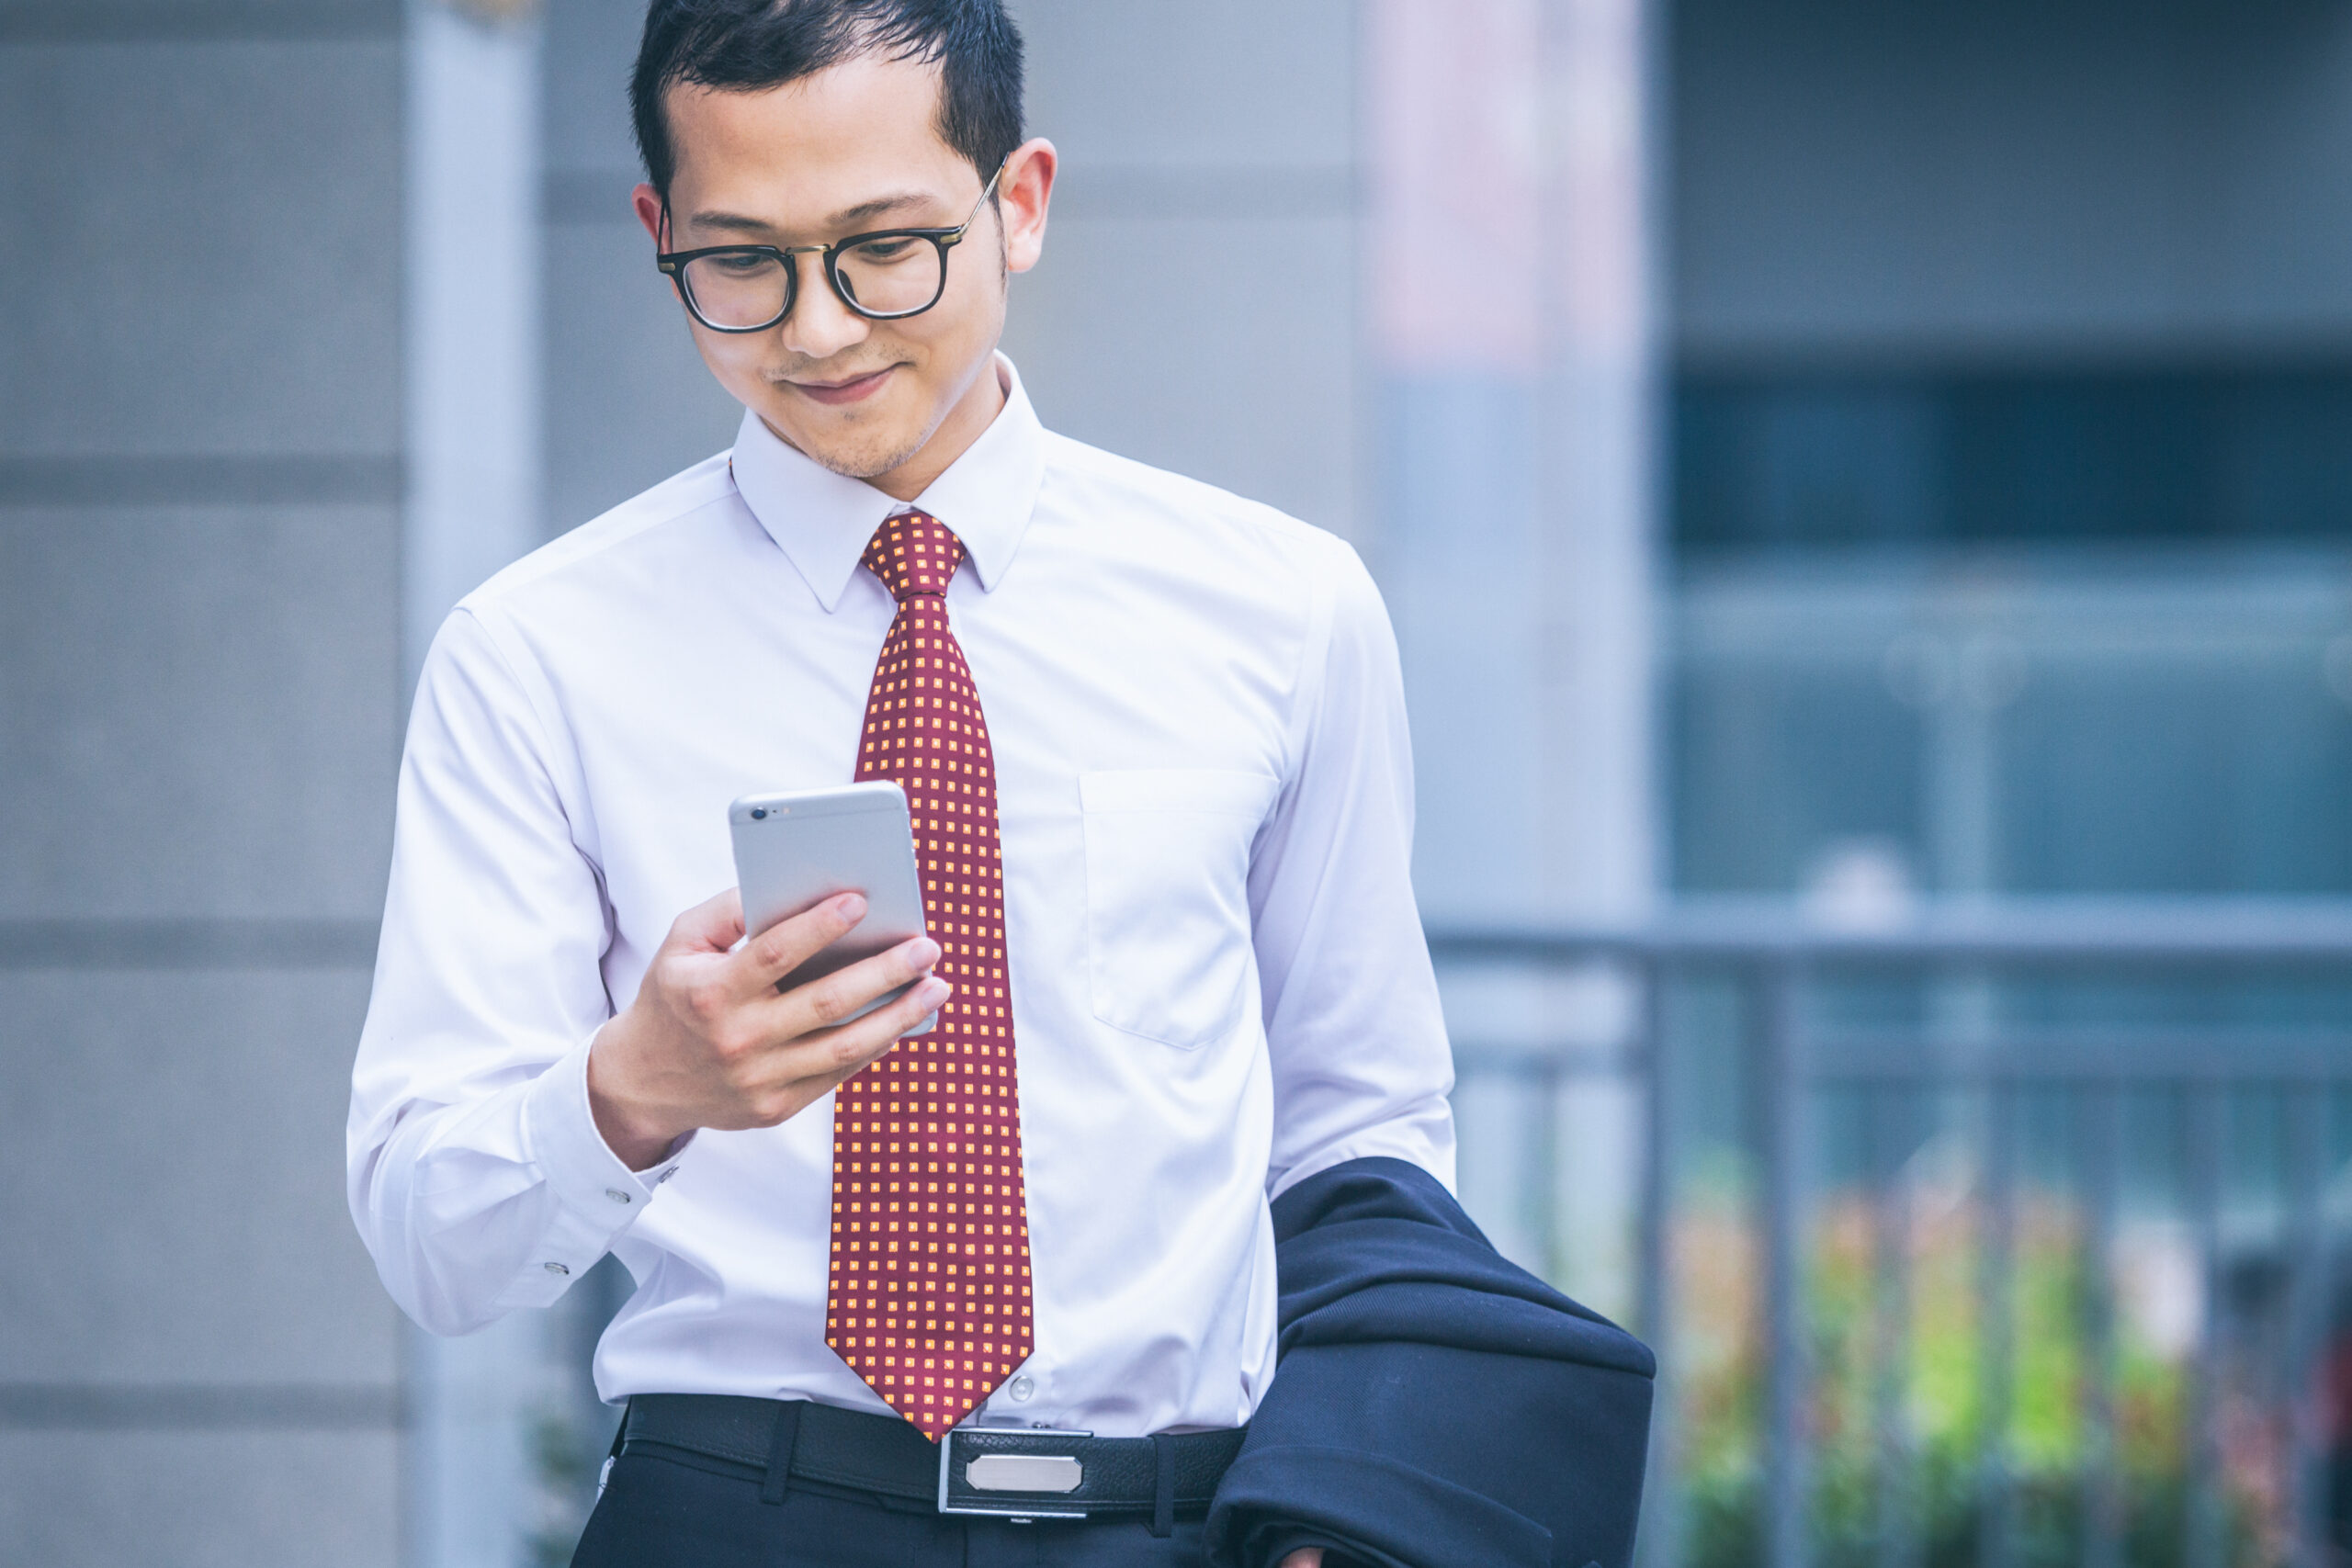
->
[827, 511, 1033, 1441]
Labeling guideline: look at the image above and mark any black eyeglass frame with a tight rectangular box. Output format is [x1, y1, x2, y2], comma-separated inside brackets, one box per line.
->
[656, 162, 1007, 333]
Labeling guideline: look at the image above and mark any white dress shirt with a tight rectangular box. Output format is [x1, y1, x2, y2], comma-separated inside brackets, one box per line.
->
[347, 357, 1455, 1438]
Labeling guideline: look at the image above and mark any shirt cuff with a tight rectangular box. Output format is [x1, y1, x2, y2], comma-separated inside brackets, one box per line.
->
[1266, 1128, 1452, 1204]
[507, 1032, 692, 1302]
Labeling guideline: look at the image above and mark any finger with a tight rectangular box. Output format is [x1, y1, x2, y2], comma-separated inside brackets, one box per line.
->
[761, 933, 941, 1038]
[765, 974, 951, 1089]
[728, 892, 873, 999]
[1278, 1551, 1324, 1568]
[666, 887, 746, 955]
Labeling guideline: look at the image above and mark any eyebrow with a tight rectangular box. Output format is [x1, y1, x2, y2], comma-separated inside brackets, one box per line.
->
[684, 190, 942, 240]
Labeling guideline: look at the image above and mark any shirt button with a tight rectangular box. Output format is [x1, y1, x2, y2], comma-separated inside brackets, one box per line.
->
[656, 1168, 678, 1184]
[605, 1189, 632, 1205]
[1007, 1375, 1034, 1403]
[543, 1261, 571, 1276]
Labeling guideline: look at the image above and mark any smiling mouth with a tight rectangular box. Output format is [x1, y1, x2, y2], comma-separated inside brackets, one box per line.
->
[786, 367, 897, 406]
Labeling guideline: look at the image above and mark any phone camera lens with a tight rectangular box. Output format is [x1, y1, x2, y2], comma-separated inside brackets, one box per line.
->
[750, 807, 767, 820]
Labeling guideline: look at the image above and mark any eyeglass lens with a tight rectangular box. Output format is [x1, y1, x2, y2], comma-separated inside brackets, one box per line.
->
[682, 236, 944, 329]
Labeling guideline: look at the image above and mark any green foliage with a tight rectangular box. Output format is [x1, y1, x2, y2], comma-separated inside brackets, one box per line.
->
[1667, 1190, 2282, 1568]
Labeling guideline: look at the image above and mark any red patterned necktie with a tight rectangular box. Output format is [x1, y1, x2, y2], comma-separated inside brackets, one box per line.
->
[827, 509, 1033, 1441]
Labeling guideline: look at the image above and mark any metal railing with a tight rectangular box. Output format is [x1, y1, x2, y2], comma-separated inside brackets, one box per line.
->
[1430, 898, 2352, 1568]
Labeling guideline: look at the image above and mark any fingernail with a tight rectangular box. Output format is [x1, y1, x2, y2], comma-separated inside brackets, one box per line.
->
[913, 938, 941, 965]
[922, 977, 951, 1003]
[832, 893, 866, 920]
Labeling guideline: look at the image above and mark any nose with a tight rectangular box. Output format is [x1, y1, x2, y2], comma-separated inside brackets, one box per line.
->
[779, 252, 872, 362]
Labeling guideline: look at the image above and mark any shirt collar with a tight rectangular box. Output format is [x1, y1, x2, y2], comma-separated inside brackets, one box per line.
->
[729, 354, 1046, 613]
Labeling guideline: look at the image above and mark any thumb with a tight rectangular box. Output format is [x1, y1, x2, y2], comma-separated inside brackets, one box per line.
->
[1278, 1551, 1325, 1568]
[667, 886, 747, 955]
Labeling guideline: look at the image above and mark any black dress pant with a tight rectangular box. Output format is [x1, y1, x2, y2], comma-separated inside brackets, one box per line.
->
[573, 1450, 1209, 1568]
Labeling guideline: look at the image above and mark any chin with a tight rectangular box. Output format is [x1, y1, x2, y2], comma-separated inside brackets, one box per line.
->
[796, 429, 930, 482]
[767, 396, 938, 483]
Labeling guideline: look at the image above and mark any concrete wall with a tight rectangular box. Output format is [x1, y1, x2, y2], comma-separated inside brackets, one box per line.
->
[541, 0, 738, 536]
[1003, 0, 1364, 540]
[0, 2, 405, 1563]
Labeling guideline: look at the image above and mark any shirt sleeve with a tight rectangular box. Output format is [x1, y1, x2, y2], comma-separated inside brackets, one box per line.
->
[346, 606, 683, 1337]
[1249, 540, 1457, 1200]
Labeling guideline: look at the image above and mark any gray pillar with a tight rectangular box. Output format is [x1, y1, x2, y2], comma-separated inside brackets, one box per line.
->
[1370, 0, 1659, 930]
[401, 4, 559, 1566]
[404, 0, 544, 685]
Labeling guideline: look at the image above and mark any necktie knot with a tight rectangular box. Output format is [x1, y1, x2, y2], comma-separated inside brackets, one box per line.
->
[863, 510, 965, 604]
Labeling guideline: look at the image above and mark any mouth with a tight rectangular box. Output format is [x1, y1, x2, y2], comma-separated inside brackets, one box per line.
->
[785, 366, 898, 407]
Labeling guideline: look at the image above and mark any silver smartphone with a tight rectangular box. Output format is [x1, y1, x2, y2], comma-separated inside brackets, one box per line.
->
[728, 782, 935, 1034]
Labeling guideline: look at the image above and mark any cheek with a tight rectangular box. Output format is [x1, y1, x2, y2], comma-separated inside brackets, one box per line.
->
[694, 325, 766, 368]
[688, 325, 778, 393]
[916, 260, 1004, 356]
[950, 242, 1006, 313]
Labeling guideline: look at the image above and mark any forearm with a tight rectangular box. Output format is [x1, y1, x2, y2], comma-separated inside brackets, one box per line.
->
[348, 1036, 662, 1335]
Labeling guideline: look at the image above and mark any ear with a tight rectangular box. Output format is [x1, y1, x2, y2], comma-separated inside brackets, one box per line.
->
[997, 139, 1056, 276]
[632, 183, 667, 248]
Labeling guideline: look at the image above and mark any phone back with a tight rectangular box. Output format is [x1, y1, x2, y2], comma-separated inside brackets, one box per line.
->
[729, 783, 932, 1015]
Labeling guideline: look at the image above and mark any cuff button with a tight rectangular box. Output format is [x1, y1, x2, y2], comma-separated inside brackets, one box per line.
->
[605, 1189, 633, 1205]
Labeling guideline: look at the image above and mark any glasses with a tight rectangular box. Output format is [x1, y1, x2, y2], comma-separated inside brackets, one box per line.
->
[657, 163, 1005, 333]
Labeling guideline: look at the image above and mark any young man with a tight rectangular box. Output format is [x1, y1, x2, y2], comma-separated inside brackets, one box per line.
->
[349, 5, 1649, 1566]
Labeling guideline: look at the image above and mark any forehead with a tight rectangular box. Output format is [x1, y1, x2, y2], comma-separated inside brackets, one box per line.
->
[663, 52, 968, 219]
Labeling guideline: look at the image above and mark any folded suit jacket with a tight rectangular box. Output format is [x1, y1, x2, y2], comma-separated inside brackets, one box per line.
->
[1204, 1156, 1657, 1568]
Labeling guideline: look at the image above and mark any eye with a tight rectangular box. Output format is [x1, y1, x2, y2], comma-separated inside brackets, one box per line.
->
[710, 252, 775, 276]
[848, 236, 922, 265]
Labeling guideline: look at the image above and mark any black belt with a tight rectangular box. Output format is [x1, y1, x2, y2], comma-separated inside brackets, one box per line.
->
[618, 1393, 1246, 1530]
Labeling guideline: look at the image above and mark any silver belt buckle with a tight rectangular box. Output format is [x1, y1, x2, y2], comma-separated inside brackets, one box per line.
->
[936, 1425, 1092, 1519]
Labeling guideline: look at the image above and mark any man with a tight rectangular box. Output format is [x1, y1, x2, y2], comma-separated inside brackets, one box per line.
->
[349, 4, 1649, 1566]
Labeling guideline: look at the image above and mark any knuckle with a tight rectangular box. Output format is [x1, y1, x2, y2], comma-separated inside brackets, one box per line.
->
[805, 985, 852, 1027]
[682, 983, 725, 1026]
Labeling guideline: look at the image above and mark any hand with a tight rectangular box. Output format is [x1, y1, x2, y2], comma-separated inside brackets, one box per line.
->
[587, 888, 947, 1168]
[1279, 1551, 1325, 1568]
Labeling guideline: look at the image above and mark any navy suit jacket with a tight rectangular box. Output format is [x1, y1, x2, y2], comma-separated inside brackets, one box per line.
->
[1204, 1157, 1657, 1568]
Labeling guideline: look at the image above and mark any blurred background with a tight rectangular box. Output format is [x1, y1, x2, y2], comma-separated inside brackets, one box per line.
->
[6, 0, 2352, 1564]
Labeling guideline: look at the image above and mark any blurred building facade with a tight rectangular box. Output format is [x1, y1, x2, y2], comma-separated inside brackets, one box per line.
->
[1669, 0, 2352, 905]
[6, 0, 2352, 1564]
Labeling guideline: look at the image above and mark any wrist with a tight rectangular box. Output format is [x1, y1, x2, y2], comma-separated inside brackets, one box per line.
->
[586, 1019, 693, 1170]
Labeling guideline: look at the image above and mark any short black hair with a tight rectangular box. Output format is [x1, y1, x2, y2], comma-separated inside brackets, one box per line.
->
[631, 0, 1025, 200]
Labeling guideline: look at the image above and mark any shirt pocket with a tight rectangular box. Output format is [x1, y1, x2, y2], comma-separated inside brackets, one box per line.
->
[1079, 768, 1283, 1050]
